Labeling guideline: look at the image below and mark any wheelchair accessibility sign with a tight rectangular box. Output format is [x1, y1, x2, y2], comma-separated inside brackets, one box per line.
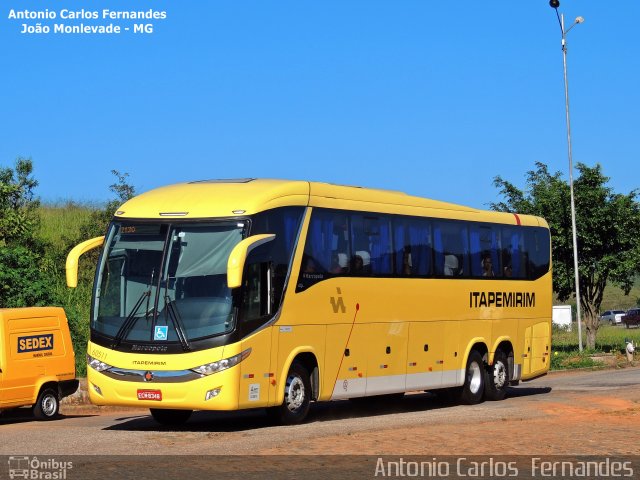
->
[154, 325, 168, 341]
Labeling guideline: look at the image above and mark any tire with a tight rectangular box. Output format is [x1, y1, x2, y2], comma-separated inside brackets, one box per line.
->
[484, 350, 509, 401]
[270, 362, 311, 425]
[150, 408, 193, 426]
[459, 350, 485, 405]
[33, 387, 60, 420]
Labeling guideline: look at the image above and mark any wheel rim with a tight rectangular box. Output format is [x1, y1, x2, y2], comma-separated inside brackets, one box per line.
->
[284, 375, 305, 412]
[42, 394, 57, 417]
[493, 360, 507, 389]
[468, 361, 482, 394]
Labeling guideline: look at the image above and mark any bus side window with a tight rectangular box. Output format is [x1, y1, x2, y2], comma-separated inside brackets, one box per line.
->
[525, 227, 551, 280]
[297, 209, 349, 290]
[501, 227, 525, 279]
[470, 225, 501, 278]
[392, 217, 432, 276]
[433, 220, 469, 277]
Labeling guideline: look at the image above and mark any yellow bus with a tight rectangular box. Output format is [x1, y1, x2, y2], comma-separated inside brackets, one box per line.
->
[66, 179, 552, 425]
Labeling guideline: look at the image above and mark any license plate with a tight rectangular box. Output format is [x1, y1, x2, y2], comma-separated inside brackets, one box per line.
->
[137, 389, 162, 401]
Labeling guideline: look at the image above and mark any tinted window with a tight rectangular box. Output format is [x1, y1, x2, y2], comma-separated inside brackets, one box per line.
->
[297, 208, 550, 289]
[241, 206, 304, 321]
[350, 214, 393, 275]
[392, 216, 432, 276]
[433, 220, 469, 277]
[524, 227, 551, 280]
[470, 224, 501, 278]
[298, 209, 350, 290]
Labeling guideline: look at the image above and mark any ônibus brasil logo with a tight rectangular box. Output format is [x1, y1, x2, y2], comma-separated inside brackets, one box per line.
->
[8, 456, 73, 479]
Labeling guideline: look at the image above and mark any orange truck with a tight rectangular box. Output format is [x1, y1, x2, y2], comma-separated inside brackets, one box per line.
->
[0, 307, 78, 420]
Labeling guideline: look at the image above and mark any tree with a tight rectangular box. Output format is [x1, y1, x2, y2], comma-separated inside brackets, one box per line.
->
[0, 158, 54, 307]
[0, 157, 40, 246]
[492, 162, 640, 349]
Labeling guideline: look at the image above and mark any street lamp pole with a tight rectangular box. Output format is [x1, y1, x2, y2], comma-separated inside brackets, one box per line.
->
[550, 0, 584, 351]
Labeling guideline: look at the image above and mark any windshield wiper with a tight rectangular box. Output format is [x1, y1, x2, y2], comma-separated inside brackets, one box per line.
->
[113, 290, 151, 347]
[163, 295, 191, 352]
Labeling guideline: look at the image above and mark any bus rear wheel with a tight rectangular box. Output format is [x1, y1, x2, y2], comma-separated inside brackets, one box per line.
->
[459, 350, 485, 405]
[150, 408, 193, 426]
[270, 362, 311, 425]
[484, 350, 509, 401]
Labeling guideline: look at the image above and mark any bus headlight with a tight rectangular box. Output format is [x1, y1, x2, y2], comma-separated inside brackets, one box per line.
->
[87, 354, 112, 373]
[190, 348, 251, 376]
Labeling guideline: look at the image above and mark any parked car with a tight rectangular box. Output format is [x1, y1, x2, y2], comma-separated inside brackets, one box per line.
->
[623, 309, 640, 328]
[600, 310, 626, 325]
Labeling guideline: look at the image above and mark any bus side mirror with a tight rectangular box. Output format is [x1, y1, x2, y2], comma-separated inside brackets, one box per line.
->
[66, 236, 105, 288]
[227, 234, 276, 289]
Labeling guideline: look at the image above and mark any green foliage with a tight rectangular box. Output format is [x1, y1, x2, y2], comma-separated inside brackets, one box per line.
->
[38, 202, 95, 250]
[0, 159, 55, 308]
[552, 323, 640, 354]
[1, 161, 137, 376]
[57, 170, 136, 375]
[79, 170, 135, 240]
[551, 324, 640, 370]
[0, 158, 41, 246]
[0, 245, 55, 307]
[550, 351, 599, 370]
[493, 162, 640, 348]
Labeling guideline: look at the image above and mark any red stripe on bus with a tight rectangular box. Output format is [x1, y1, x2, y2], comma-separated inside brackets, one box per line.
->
[513, 213, 521, 225]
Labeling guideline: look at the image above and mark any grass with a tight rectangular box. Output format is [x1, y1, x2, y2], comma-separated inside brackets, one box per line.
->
[598, 281, 640, 311]
[553, 323, 640, 353]
[551, 323, 640, 370]
[37, 202, 98, 376]
[38, 201, 95, 249]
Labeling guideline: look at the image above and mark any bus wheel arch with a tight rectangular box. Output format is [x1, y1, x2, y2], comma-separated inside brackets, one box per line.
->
[270, 361, 312, 425]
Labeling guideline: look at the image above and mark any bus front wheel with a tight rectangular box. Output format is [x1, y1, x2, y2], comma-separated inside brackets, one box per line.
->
[270, 362, 311, 425]
[150, 408, 193, 426]
[459, 350, 485, 405]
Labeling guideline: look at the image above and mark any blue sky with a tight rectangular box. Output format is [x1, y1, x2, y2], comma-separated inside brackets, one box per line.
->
[1, 0, 638, 209]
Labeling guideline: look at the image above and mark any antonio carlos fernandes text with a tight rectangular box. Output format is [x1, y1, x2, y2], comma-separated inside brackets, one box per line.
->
[8, 9, 167, 20]
[374, 457, 634, 477]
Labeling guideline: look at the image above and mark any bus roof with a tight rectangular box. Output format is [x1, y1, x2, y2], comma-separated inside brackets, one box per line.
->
[115, 178, 547, 227]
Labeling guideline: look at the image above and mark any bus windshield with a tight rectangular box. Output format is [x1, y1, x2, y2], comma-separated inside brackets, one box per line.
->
[92, 221, 245, 345]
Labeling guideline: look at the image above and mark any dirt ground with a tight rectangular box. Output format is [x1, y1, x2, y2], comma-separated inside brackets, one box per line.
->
[257, 394, 639, 456]
[47, 366, 640, 456]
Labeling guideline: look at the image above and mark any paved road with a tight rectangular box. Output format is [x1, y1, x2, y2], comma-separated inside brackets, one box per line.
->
[1, 367, 639, 456]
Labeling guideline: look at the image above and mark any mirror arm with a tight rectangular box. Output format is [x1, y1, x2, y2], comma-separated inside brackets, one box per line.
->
[227, 234, 275, 289]
[66, 236, 105, 288]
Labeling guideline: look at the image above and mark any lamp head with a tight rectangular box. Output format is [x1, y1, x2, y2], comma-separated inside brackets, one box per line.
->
[575, 16, 585, 24]
[549, 0, 560, 8]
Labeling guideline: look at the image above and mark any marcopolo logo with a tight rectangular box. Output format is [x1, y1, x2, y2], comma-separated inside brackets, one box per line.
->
[17, 334, 54, 353]
[8, 456, 72, 479]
